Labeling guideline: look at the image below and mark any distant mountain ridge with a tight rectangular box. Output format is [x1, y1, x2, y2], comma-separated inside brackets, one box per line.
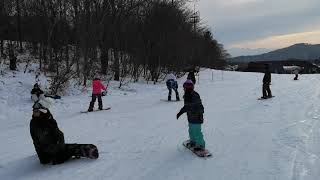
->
[228, 43, 320, 63]
[228, 48, 272, 57]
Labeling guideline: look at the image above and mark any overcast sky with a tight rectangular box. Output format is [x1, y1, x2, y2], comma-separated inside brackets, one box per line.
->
[193, 0, 320, 56]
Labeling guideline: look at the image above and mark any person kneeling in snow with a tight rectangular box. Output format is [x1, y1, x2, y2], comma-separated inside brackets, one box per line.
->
[88, 76, 107, 112]
[176, 80, 205, 151]
[166, 73, 180, 101]
[30, 101, 98, 165]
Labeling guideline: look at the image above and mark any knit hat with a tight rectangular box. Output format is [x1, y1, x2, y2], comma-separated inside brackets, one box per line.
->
[183, 80, 194, 90]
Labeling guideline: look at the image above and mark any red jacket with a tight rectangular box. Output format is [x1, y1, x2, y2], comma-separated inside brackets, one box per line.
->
[92, 78, 106, 95]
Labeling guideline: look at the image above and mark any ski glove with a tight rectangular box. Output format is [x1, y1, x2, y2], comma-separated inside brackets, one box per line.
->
[102, 91, 108, 96]
[176, 111, 183, 119]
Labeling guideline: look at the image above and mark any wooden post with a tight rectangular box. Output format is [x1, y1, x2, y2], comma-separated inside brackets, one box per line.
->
[212, 70, 214, 81]
[221, 70, 224, 81]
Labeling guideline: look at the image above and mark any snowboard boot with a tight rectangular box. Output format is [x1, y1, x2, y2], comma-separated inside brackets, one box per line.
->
[73, 148, 82, 159]
[186, 140, 196, 148]
[88, 104, 94, 112]
[194, 145, 205, 152]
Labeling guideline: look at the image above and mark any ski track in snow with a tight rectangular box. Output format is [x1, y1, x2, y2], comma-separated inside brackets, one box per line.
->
[1, 64, 320, 180]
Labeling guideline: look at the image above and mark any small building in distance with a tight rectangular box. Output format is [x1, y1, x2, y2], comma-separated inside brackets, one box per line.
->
[237, 59, 320, 74]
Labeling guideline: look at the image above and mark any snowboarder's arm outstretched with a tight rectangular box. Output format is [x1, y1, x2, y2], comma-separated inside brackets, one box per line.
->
[176, 102, 202, 119]
[176, 92, 204, 119]
[176, 107, 185, 119]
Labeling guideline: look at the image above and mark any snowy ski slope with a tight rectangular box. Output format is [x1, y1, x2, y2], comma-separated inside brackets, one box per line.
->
[1, 65, 320, 180]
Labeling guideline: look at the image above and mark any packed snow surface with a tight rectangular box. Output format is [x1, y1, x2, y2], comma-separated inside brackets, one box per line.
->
[1, 67, 320, 180]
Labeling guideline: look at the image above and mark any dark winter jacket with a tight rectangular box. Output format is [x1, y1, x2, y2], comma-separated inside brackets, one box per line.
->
[179, 91, 204, 124]
[30, 110, 65, 164]
[166, 79, 178, 90]
[187, 72, 196, 84]
[263, 71, 271, 84]
[31, 88, 44, 97]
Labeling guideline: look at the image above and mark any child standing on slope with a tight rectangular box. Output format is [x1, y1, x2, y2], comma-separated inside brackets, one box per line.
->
[166, 73, 180, 101]
[31, 83, 45, 102]
[176, 80, 205, 151]
[88, 76, 107, 112]
[262, 64, 272, 99]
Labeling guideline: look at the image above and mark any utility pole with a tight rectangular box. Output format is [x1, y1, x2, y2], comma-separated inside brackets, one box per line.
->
[190, 0, 200, 33]
[16, 0, 23, 52]
[189, 0, 200, 83]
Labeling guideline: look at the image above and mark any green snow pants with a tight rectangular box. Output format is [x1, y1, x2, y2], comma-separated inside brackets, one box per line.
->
[188, 123, 205, 147]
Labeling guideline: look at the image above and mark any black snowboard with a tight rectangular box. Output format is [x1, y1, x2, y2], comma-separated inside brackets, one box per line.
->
[160, 99, 180, 102]
[81, 107, 111, 113]
[258, 96, 275, 100]
[44, 94, 61, 99]
[66, 143, 99, 159]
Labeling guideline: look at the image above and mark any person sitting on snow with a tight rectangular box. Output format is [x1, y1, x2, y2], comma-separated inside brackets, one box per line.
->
[30, 100, 98, 165]
[88, 76, 107, 112]
[166, 73, 180, 101]
[31, 83, 45, 102]
[30, 100, 70, 165]
[176, 80, 205, 151]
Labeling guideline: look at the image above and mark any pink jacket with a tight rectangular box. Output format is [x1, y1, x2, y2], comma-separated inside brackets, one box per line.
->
[92, 79, 106, 95]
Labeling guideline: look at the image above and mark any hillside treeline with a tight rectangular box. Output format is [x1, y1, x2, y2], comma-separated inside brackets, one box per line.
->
[0, 0, 227, 88]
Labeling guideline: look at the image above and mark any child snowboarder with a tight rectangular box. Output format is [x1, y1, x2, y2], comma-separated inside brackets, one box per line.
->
[166, 73, 180, 101]
[293, 69, 299, 80]
[31, 83, 45, 102]
[187, 71, 196, 84]
[262, 64, 272, 99]
[88, 77, 107, 112]
[176, 80, 205, 151]
[30, 101, 99, 165]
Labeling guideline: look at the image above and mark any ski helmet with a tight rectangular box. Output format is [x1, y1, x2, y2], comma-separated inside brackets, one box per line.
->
[183, 80, 194, 90]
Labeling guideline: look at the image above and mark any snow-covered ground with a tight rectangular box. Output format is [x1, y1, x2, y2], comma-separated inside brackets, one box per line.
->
[1, 64, 320, 180]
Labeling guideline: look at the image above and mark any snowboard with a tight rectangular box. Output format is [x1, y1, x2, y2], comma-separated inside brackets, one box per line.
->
[182, 140, 212, 158]
[44, 94, 61, 99]
[160, 99, 180, 102]
[65, 144, 99, 159]
[81, 107, 111, 113]
[258, 96, 275, 100]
